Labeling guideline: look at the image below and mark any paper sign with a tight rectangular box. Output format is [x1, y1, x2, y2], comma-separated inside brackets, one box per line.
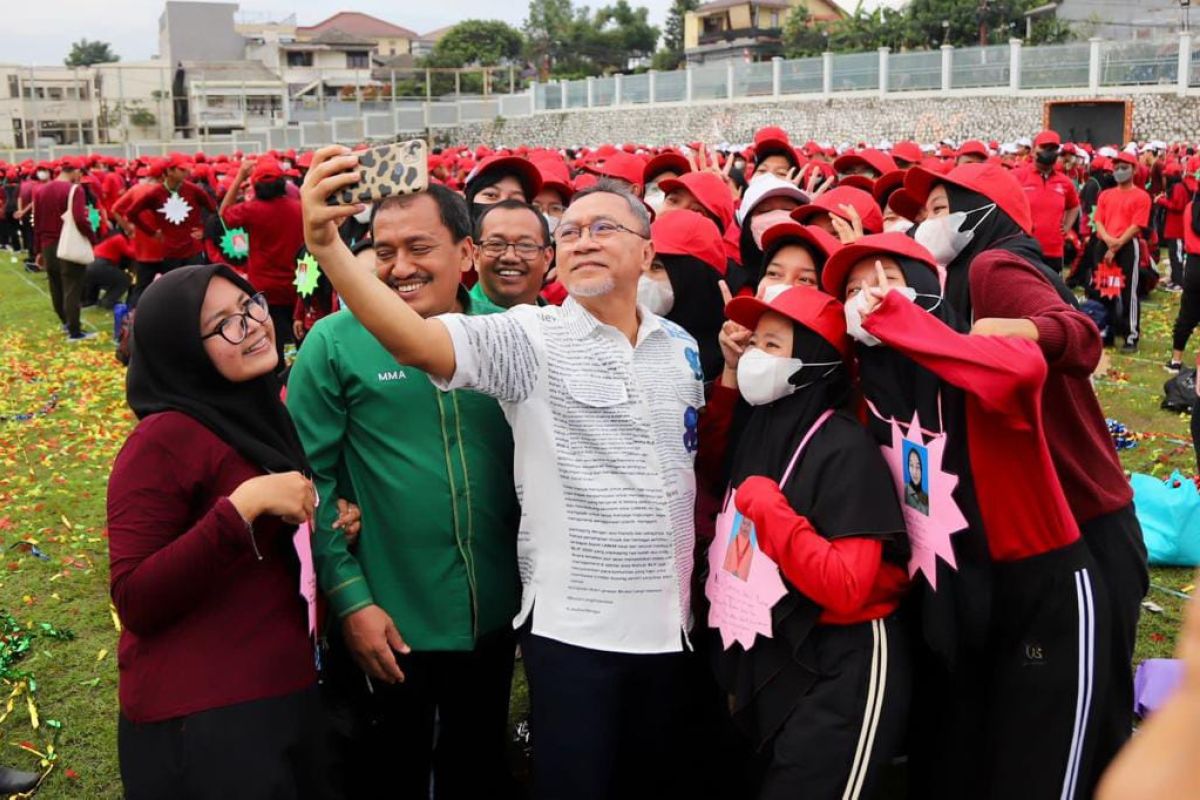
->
[292, 522, 317, 637]
[1093, 262, 1125, 300]
[158, 192, 193, 225]
[705, 497, 788, 650]
[879, 410, 967, 590]
[294, 252, 321, 298]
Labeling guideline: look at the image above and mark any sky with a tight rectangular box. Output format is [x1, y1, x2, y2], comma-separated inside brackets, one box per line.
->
[8, 0, 902, 66]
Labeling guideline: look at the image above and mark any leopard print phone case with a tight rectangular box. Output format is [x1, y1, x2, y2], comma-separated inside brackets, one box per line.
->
[330, 139, 429, 205]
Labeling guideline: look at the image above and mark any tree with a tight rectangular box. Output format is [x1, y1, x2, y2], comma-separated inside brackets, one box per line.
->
[781, 9, 828, 58]
[65, 39, 119, 67]
[654, 0, 698, 70]
[424, 20, 525, 68]
[524, 0, 576, 77]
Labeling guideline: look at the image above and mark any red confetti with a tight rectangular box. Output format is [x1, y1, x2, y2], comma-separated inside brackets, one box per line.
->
[1151, 633, 1166, 643]
[65, 768, 79, 780]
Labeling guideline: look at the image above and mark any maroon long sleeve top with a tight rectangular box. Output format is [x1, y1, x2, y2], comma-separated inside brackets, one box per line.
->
[107, 411, 315, 723]
[967, 249, 1132, 524]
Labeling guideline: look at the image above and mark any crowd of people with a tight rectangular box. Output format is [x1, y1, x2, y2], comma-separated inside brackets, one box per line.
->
[4, 127, 1200, 799]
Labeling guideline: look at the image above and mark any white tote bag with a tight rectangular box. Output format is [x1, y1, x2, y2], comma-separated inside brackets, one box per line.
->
[56, 184, 94, 264]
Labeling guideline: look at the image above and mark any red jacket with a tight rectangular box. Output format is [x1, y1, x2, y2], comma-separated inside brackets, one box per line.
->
[107, 411, 315, 723]
[112, 184, 167, 263]
[967, 249, 1131, 524]
[1019, 167, 1079, 258]
[863, 292, 1079, 561]
[1159, 181, 1189, 241]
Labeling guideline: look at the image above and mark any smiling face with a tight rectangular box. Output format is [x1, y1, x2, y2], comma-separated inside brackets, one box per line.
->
[474, 205, 552, 308]
[759, 243, 818, 296]
[755, 154, 793, 178]
[924, 184, 951, 219]
[200, 277, 277, 381]
[557, 191, 653, 302]
[372, 194, 472, 318]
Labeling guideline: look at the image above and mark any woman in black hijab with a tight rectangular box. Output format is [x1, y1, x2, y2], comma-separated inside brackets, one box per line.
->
[708, 286, 910, 800]
[108, 264, 337, 800]
[463, 155, 542, 222]
[825, 234, 994, 799]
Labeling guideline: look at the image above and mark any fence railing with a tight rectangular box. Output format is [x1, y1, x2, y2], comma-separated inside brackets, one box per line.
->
[3, 33, 1197, 162]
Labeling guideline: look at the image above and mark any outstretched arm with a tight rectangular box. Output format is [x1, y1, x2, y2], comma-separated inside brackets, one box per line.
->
[300, 145, 455, 380]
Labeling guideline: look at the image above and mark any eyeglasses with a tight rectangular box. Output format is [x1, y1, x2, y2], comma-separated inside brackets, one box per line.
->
[479, 239, 546, 259]
[201, 293, 270, 345]
[555, 219, 650, 245]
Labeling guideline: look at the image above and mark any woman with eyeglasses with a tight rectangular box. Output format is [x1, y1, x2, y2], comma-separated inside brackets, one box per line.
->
[107, 264, 336, 799]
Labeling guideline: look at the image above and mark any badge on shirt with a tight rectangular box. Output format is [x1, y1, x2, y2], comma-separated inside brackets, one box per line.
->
[1093, 262, 1125, 299]
[878, 410, 967, 590]
[706, 503, 788, 650]
[158, 192, 192, 225]
[221, 227, 250, 261]
[295, 253, 321, 298]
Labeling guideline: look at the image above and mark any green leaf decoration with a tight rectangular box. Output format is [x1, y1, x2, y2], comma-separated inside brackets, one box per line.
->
[86, 204, 101, 233]
[295, 252, 321, 298]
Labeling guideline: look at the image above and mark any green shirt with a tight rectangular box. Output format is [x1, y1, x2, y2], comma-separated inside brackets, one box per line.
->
[468, 280, 547, 316]
[286, 297, 519, 650]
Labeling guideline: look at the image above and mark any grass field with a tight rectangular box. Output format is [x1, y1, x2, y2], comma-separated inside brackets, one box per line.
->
[0, 248, 1195, 797]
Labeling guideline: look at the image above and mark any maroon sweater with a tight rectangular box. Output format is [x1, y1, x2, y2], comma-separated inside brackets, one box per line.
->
[107, 411, 315, 723]
[124, 180, 215, 261]
[33, 181, 93, 254]
[968, 249, 1132, 524]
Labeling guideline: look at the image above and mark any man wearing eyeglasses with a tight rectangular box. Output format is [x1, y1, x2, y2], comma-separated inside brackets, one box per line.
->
[469, 199, 553, 313]
[303, 147, 705, 800]
[287, 184, 522, 798]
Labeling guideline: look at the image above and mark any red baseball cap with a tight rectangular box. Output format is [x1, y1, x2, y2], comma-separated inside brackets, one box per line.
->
[833, 149, 898, 178]
[165, 152, 191, 171]
[957, 140, 989, 159]
[791, 186, 884, 234]
[754, 126, 799, 167]
[467, 155, 544, 200]
[657, 171, 735, 232]
[57, 156, 84, 172]
[821, 232, 939, 297]
[891, 141, 923, 166]
[904, 162, 1033, 235]
[726, 286, 850, 360]
[250, 158, 283, 183]
[585, 150, 645, 191]
[837, 174, 877, 192]
[651, 210, 726, 273]
[1033, 130, 1062, 149]
[1115, 151, 1139, 167]
[529, 153, 572, 202]
[147, 159, 167, 179]
[644, 151, 691, 185]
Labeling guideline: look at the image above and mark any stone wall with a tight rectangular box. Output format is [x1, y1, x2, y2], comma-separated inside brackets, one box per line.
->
[440, 89, 1200, 147]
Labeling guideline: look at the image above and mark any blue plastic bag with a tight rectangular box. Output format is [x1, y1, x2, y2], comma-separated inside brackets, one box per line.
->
[1133, 471, 1200, 566]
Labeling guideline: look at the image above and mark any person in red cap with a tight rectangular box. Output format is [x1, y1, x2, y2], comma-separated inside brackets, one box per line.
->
[752, 126, 800, 178]
[1018, 130, 1081, 275]
[583, 150, 645, 197]
[14, 162, 51, 269]
[1169, 161, 1200, 372]
[643, 151, 691, 212]
[831, 233, 1111, 800]
[1094, 151, 1152, 350]
[707, 284, 909, 799]
[955, 140, 989, 166]
[791, 185, 884, 243]
[33, 157, 99, 341]
[112, 161, 168, 306]
[1072, 156, 1116, 290]
[464, 155, 543, 222]
[529, 154, 572, 234]
[644, 209, 726, 380]
[1157, 160, 1189, 294]
[757, 222, 840, 297]
[658, 171, 735, 235]
[122, 152, 216, 282]
[908, 162, 1147, 792]
[220, 157, 304, 367]
[0, 169, 21, 252]
[890, 141, 924, 171]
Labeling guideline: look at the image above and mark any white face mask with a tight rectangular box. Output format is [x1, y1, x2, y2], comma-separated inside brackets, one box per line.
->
[883, 218, 914, 234]
[544, 213, 560, 234]
[353, 205, 373, 225]
[737, 347, 841, 406]
[637, 273, 675, 316]
[281, 160, 293, 171]
[644, 185, 666, 213]
[913, 204, 995, 266]
[36, 170, 49, 181]
[844, 286, 941, 347]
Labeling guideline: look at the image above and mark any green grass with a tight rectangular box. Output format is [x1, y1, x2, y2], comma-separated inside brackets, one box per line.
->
[0, 249, 1193, 796]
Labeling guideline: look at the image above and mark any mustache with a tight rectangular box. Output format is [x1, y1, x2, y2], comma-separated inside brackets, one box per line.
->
[384, 271, 433, 289]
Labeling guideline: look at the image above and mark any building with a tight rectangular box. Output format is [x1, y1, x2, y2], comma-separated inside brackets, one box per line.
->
[1052, 0, 1187, 41]
[296, 12, 418, 58]
[412, 25, 454, 59]
[159, 1, 246, 67]
[684, 0, 846, 65]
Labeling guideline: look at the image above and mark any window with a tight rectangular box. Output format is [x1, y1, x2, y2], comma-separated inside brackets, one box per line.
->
[769, 12, 779, 28]
[47, 87, 62, 100]
[346, 51, 370, 69]
[7, 76, 18, 99]
[287, 51, 313, 67]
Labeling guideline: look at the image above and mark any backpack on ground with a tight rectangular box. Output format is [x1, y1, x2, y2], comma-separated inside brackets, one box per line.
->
[1162, 367, 1197, 413]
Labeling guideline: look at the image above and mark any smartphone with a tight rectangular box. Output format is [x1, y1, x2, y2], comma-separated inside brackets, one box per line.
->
[329, 139, 429, 206]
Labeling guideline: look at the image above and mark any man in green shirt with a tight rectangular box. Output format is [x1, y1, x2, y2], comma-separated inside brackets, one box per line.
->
[287, 185, 520, 798]
[468, 199, 552, 313]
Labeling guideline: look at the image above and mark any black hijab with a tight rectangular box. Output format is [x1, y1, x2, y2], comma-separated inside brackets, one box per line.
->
[942, 184, 1076, 320]
[855, 258, 992, 667]
[465, 166, 533, 221]
[660, 253, 726, 382]
[127, 263, 310, 476]
[718, 322, 905, 747]
[737, 221, 766, 292]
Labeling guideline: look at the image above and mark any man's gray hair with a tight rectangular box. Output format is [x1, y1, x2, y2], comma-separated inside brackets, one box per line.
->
[569, 177, 651, 236]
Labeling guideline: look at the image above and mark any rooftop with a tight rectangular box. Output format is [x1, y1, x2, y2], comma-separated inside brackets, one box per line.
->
[298, 11, 418, 40]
